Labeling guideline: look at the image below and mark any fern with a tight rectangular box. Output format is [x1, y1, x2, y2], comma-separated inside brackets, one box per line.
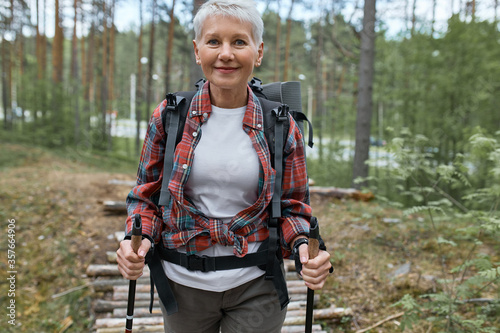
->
[478, 267, 500, 280]
[391, 294, 421, 331]
[403, 205, 444, 216]
[385, 130, 500, 332]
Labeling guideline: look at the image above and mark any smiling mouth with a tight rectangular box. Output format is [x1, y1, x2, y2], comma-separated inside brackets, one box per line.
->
[215, 67, 238, 73]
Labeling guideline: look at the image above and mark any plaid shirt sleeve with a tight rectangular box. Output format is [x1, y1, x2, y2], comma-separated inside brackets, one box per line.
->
[125, 100, 168, 238]
[279, 115, 313, 258]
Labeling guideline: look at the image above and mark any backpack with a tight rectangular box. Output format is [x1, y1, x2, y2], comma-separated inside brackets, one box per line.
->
[147, 77, 314, 315]
[157, 77, 313, 208]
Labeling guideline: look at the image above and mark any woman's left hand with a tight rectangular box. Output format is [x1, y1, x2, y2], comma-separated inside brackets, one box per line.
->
[297, 245, 332, 290]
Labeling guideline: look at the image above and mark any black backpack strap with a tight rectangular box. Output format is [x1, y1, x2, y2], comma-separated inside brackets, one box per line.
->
[289, 110, 314, 149]
[158, 91, 197, 207]
[150, 88, 200, 314]
[265, 104, 291, 309]
[271, 104, 288, 219]
[158, 94, 181, 206]
[148, 248, 178, 315]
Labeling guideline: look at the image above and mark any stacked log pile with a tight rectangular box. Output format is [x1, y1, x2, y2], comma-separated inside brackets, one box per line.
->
[87, 234, 352, 333]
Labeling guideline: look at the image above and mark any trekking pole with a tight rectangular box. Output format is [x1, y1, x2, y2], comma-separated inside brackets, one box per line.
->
[125, 214, 142, 333]
[305, 217, 320, 333]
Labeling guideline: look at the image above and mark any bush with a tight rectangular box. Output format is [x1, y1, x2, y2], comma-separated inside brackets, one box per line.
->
[369, 129, 500, 332]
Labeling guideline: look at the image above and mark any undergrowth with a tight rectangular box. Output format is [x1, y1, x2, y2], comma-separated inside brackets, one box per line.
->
[363, 128, 500, 332]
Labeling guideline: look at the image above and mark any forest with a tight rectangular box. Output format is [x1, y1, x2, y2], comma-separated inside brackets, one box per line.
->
[1, 0, 500, 196]
[1, 0, 500, 332]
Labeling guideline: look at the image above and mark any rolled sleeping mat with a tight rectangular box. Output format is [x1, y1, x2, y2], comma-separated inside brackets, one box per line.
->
[262, 81, 302, 114]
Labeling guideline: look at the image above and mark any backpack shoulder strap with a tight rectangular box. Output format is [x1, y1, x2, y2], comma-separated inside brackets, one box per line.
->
[158, 91, 196, 206]
[258, 97, 287, 164]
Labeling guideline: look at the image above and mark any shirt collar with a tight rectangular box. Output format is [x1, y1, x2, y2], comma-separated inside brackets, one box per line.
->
[189, 81, 264, 131]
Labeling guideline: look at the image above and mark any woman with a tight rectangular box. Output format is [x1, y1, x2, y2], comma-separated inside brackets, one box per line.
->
[117, 1, 332, 332]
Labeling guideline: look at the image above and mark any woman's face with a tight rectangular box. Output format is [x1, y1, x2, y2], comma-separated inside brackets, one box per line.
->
[194, 15, 263, 98]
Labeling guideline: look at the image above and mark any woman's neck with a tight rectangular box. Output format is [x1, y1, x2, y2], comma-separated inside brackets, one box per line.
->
[209, 85, 248, 108]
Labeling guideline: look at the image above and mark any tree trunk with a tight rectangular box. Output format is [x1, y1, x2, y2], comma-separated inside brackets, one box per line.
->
[85, 23, 95, 102]
[52, 0, 63, 83]
[17, 21, 24, 78]
[72, 0, 80, 145]
[71, 0, 78, 79]
[283, 0, 295, 82]
[495, 0, 498, 22]
[315, 15, 325, 162]
[41, 0, 47, 81]
[101, 0, 110, 149]
[165, 0, 176, 92]
[109, 0, 116, 102]
[431, 0, 436, 35]
[145, 0, 156, 132]
[80, 2, 86, 89]
[352, 0, 376, 189]
[36, 0, 43, 80]
[135, 0, 144, 156]
[274, 0, 281, 82]
[411, 0, 417, 37]
[1, 39, 11, 130]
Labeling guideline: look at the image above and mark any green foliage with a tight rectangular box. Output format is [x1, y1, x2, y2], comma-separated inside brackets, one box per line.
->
[391, 294, 422, 331]
[375, 130, 500, 332]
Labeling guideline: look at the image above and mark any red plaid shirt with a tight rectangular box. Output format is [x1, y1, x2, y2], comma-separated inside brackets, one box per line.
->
[126, 82, 312, 258]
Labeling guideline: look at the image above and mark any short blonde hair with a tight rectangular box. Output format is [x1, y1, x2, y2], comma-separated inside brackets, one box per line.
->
[193, 0, 264, 44]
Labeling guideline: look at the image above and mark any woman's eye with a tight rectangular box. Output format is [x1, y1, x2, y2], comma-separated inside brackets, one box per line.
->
[235, 39, 246, 46]
[207, 39, 219, 45]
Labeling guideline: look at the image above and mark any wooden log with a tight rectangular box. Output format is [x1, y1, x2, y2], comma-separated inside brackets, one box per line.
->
[113, 284, 155, 294]
[113, 307, 163, 317]
[92, 277, 150, 292]
[281, 325, 325, 333]
[102, 200, 127, 213]
[309, 186, 374, 201]
[289, 293, 319, 302]
[286, 280, 306, 288]
[86, 264, 150, 277]
[86, 265, 120, 277]
[283, 306, 353, 325]
[108, 179, 136, 186]
[94, 300, 154, 312]
[106, 251, 117, 263]
[287, 286, 308, 295]
[95, 316, 164, 328]
[287, 300, 307, 310]
[113, 292, 152, 301]
[287, 306, 353, 319]
[97, 327, 164, 333]
[284, 259, 295, 271]
[92, 279, 128, 292]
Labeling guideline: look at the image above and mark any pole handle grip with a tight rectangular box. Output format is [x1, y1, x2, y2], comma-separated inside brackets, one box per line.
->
[308, 217, 320, 260]
[131, 214, 142, 254]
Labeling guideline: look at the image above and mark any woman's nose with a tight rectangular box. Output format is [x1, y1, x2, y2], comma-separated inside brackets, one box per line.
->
[218, 43, 234, 61]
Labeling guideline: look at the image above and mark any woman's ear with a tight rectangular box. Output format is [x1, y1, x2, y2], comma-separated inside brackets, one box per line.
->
[256, 42, 264, 67]
[193, 40, 201, 65]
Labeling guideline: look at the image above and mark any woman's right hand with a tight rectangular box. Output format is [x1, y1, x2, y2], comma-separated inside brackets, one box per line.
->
[116, 238, 152, 280]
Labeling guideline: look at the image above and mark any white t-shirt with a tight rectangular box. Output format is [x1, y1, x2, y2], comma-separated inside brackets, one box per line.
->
[162, 104, 265, 291]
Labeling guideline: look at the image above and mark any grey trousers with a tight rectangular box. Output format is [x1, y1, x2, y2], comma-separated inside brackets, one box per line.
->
[159, 275, 287, 333]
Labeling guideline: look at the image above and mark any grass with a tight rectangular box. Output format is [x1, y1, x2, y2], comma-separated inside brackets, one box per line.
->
[312, 196, 499, 332]
[0, 143, 133, 332]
